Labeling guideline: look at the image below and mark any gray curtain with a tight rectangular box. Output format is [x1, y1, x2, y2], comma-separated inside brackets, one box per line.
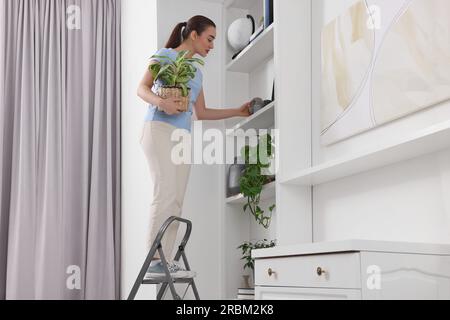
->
[0, 0, 121, 299]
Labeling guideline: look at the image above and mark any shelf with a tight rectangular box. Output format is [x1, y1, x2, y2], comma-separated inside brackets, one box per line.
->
[281, 120, 450, 186]
[227, 101, 275, 136]
[226, 24, 274, 73]
[252, 239, 450, 259]
[226, 181, 276, 204]
[226, 0, 260, 10]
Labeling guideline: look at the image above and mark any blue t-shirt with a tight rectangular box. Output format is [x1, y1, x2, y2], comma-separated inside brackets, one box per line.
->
[145, 48, 203, 133]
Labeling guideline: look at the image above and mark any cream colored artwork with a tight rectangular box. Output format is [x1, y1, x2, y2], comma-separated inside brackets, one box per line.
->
[321, 0, 375, 133]
[372, 0, 450, 124]
[321, 0, 450, 145]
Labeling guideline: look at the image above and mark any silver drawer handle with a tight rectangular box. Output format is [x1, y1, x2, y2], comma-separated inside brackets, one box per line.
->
[317, 267, 327, 276]
[268, 268, 276, 277]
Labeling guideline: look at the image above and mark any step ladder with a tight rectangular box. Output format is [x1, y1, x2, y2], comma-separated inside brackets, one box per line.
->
[127, 216, 200, 300]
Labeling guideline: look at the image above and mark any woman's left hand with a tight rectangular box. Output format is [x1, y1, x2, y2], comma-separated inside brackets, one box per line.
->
[237, 101, 252, 117]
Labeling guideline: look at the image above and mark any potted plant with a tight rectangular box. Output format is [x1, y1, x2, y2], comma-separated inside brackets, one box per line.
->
[237, 239, 276, 286]
[239, 133, 276, 229]
[149, 50, 204, 112]
[236, 134, 277, 293]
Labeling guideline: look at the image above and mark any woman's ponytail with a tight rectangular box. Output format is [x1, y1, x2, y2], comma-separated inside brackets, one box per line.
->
[165, 22, 187, 49]
[165, 16, 216, 49]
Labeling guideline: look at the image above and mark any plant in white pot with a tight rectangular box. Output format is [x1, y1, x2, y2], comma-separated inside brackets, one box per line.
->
[149, 50, 204, 112]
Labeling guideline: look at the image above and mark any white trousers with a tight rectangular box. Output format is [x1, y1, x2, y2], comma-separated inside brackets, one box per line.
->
[140, 121, 191, 260]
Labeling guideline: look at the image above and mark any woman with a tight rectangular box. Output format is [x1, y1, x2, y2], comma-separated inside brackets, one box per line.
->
[137, 15, 251, 278]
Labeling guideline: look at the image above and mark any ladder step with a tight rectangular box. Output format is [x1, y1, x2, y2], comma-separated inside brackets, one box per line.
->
[142, 278, 195, 285]
[144, 270, 197, 281]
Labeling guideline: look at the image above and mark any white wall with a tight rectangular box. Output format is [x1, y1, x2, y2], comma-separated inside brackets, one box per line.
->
[121, 0, 159, 300]
[311, 0, 450, 244]
[156, 0, 223, 300]
[122, 0, 225, 300]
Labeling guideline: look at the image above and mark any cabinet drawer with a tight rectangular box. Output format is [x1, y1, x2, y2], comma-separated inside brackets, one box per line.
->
[255, 252, 361, 289]
[255, 286, 362, 300]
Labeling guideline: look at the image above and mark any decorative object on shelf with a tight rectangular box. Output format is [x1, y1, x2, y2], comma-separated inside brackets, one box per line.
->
[321, 0, 450, 145]
[249, 18, 265, 43]
[149, 50, 204, 112]
[227, 157, 246, 197]
[249, 98, 273, 115]
[250, 98, 273, 114]
[263, 0, 274, 28]
[228, 15, 255, 58]
[249, 98, 264, 115]
[239, 134, 276, 229]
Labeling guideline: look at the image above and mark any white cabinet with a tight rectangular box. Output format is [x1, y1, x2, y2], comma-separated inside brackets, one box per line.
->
[255, 253, 361, 289]
[360, 251, 450, 300]
[253, 240, 450, 300]
[256, 287, 361, 300]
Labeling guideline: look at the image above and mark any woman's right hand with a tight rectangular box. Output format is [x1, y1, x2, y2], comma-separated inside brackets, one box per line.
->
[159, 97, 182, 115]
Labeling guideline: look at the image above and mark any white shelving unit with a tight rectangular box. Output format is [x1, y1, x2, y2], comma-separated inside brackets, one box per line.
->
[226, 24, 274, 73]
[226, 181, 276, 204]
[219, 0, 276, 300]
[282, 120, 450, 186]
[227, 101, 275, 136]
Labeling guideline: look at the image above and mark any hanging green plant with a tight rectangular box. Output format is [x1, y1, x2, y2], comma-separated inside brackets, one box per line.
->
[239, 134, 276, 229]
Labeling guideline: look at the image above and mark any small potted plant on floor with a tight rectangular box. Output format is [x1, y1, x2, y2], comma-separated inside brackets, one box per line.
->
[238, 239, 277, 287]
[149, 50, 204, 112]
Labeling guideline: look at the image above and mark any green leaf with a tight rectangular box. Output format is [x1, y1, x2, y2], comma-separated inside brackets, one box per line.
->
[149, 63, 161, 79]
[185, 60, 205, 67]
[179, 83, 189, 97]
[151, 54, 176, 64]
[150, 50, 204, 88]
[176, 76, 190, 84]
[156, 64, 172, 80]
[177, 50, 190, 61]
